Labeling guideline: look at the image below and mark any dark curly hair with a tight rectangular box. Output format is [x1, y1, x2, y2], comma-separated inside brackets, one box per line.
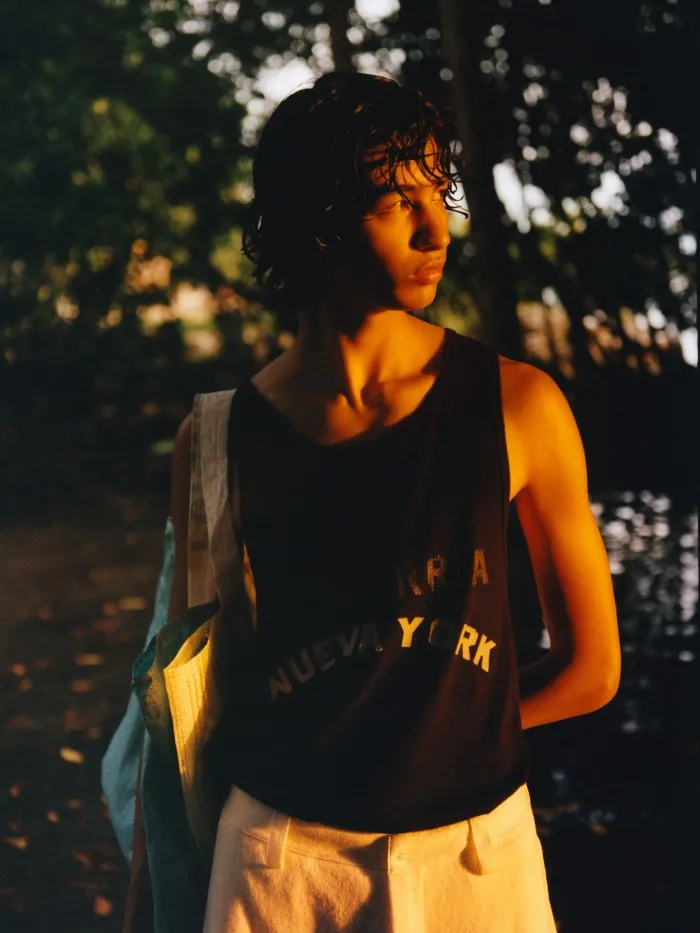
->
[241, 71, 467, 324]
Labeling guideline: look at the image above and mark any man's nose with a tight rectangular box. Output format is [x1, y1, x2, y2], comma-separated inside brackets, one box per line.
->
[416, 207, 450, 251]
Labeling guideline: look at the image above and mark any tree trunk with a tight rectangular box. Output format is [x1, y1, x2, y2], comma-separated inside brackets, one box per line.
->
[436, 0, 523, 359]
[327, 0, 355, 73]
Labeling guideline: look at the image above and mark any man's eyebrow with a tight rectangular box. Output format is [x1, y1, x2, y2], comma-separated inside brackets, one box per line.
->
[371, 180, 450, 195]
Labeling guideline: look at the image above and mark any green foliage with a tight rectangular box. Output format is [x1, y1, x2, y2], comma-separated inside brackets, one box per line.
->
[0, 0, 257, 516]
[0, 0, 694, 516]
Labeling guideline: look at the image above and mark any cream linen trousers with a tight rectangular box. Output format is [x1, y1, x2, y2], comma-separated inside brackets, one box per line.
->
[203, 781, 557, 933]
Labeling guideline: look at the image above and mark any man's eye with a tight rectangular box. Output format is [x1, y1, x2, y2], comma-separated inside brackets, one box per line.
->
[377, 187, 450, 213]
[376, 198, 408, 213]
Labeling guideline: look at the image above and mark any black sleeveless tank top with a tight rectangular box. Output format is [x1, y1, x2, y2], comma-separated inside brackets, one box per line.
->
[218, 328, 531, 832]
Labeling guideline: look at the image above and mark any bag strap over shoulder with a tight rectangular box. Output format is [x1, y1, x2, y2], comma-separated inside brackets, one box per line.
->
[187, 389, 238, 609]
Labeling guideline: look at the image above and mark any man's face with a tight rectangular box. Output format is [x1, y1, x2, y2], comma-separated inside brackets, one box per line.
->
[327, 139, 452, 315]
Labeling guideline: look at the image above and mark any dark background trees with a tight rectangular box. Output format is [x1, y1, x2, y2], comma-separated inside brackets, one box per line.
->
[0, 0, 695, 519]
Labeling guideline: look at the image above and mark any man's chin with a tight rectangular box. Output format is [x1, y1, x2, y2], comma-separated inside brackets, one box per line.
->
[396, 286, 438, 313]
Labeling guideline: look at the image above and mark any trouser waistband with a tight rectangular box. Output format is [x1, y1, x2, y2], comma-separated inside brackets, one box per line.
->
[218, 782, 535, 875]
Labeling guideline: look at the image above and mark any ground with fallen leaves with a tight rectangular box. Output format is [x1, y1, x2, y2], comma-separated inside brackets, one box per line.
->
[0, 496, 167, 932]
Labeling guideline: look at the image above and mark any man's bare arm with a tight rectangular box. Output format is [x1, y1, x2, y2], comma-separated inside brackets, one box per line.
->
[512, 366, 621, 730]
[168, 413, 192, 622]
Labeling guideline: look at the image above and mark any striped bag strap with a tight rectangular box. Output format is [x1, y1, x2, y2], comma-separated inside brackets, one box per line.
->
[187, 389, 237, 609]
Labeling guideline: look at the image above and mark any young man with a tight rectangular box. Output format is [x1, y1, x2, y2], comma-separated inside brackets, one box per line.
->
[129, 72, 620, 932]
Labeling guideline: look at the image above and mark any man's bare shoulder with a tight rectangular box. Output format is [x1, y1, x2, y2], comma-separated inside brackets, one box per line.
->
[498, 352, 534, 385]
[250, 349, 297, 402]
[497, 355, 580, 498]
[497, 355, 565, 419]
[499, 355, 585, 488]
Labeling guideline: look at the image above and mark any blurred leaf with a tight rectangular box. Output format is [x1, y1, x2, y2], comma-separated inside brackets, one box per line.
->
[3, 838, 28, 851]
[118, 596, 148, 611]
[92, 617, 121, 634]
[88, 570, 109, 584]
[150, 438, 175, 456]
[5, 716, 42, 731]
[69, 679, 94, 694]
[74, 653, 105, 667]
[64, 709, 87, 731]
[94, 896, 113, 917]
[71, 850, 92, 871]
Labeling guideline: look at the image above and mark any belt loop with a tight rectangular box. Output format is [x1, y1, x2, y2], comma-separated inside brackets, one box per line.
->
[265, 811, 291, 869]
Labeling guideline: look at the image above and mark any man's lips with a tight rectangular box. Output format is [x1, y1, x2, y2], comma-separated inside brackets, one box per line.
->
[412, 260, 445, 283]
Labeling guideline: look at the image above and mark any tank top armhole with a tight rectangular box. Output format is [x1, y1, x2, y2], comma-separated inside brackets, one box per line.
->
[491, 349, 511, 570]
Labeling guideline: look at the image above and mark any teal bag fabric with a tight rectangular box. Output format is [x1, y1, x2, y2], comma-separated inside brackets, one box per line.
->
[101, 515, 219, 932]
[101, 516, 176, 864]
[139, 728, 210, 932]
[133, 597, 219, 933]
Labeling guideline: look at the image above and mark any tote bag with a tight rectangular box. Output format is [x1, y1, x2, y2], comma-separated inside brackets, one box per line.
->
[102, 388, 258, 929]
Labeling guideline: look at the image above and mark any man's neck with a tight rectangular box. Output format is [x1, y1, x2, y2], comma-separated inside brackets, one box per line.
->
[288, 307, 439, 413]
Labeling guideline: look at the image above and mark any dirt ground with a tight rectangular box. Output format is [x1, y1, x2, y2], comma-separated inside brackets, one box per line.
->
[0, 496, 168, 933]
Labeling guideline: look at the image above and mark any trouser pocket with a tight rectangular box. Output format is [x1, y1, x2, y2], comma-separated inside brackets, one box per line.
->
[462, 803, 536, 875]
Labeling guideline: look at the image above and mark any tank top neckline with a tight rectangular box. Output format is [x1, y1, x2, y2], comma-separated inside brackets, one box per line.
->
[242, 326, 455, 452]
